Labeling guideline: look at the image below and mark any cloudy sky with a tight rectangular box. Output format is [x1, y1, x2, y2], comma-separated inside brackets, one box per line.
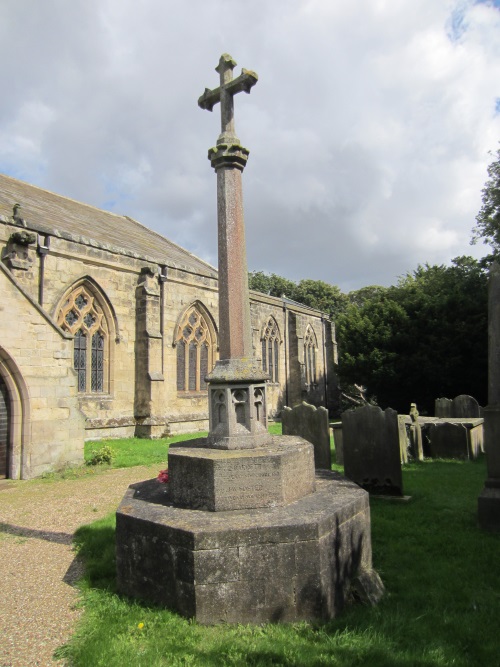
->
[1, 1, 500, 291]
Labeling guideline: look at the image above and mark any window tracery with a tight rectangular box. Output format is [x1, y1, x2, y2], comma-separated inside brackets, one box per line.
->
[57, 285, 109, 393]
[261, 317, 280, 383]
[304, 325, 318, 389]
[175, 305, 216, 392]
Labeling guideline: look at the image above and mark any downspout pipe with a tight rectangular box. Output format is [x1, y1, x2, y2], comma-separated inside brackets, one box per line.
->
[158, 265, 168, 374]
[283, 296, 289, 408]
[37, 234, 50, 307]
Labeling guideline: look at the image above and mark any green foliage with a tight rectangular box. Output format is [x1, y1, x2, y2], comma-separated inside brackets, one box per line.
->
[337, 257, 488, 413]
[60, 458, 500, 666]
[472, 146, 500, 259]
[249, 271, 349, 319]
[86, 445, 114, 466]
[250, 259, 488, 414]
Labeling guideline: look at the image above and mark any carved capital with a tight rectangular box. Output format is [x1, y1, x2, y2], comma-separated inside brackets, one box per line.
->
[208, 142, 250, 171]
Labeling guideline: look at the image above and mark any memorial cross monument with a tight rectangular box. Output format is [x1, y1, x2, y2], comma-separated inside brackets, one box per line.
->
[115, 56, 381, 623]
[199, 54, 271, 449]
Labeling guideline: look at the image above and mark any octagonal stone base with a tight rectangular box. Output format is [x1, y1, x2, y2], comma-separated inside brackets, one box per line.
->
[116, 470, 374, 624]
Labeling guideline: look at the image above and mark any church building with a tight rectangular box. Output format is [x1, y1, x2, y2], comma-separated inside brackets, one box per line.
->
[0, 173, 338, 479]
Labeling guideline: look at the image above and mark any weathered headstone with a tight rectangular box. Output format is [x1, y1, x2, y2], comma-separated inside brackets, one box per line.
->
[435, 395, 481, 418]
[435, 397, 453, 418]
[342, 404, 403, 496]
[282, 402, 332, 469]
[478, 262, 500, 531]
[116, 54, 382, 622]
[452, 395, 481, 419]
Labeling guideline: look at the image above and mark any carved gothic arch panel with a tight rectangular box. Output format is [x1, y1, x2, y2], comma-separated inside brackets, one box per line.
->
[54, 277, 117, 394]
[173, 301, 219, 393]
[52, 275, 119, 342]
[172, 300, 218, 350]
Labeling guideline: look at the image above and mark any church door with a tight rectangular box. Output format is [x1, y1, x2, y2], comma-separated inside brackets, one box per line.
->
[0, 375, 9, 478]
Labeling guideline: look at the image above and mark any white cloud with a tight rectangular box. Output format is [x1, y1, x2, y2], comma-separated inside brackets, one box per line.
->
[0, 0, 499, 291]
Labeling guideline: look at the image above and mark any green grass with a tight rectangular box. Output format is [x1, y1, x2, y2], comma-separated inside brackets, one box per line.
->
[85, 424, 282, 470]
[57, 437, 500, 666]
[85, 432, 208, 469]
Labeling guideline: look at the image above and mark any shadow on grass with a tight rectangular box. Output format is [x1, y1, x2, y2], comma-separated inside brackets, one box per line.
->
[67, 458, 500, 667]
[73, 519, 118, 592]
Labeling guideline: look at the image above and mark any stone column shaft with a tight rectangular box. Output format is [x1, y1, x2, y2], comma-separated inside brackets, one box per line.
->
[217, 167, 252, 360]
[478, 261, 500, 530]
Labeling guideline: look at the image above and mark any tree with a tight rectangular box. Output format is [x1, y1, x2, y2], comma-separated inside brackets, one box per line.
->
[248, 272, 349, 320]
[472, 146, 500, 259]
[336, 257, 488, 414]
[248, 271, 298, 300]
[294, 279, 349, 320]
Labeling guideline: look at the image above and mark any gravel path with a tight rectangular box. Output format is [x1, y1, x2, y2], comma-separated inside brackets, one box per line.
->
[0, 465, 161, 667]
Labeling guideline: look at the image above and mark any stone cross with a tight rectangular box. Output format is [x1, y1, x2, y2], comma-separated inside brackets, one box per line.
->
[199, 54, 270, 449]
[198, 53, 258, 147]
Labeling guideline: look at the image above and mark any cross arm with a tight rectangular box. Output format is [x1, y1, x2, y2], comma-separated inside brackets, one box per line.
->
[198, 87, 220, 112]
[226, 69, 258, 96]
[198, 69, 258, 112]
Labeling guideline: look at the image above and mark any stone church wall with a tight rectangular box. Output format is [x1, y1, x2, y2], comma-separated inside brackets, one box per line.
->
[0, 263, 85, 479]
[0, 212, 338, 476]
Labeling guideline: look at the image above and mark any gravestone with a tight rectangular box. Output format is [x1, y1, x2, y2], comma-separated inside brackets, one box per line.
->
[452, 395, 481, 419]
[479, 262, 500, 531]
[435, 398, 453, 418]
[342, 404, 403, 496]
[435, 395, 481, 418]
[282, 402, 332, 469]
[116, 54, 382, 622]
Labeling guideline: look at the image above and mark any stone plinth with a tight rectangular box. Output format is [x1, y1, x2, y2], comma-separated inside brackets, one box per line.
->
[116, 470, 374, 624]
[427, 419, 484, 460]
[169, 436, 315, 511]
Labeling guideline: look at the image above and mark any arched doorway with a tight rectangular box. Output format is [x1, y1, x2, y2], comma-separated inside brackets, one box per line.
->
[0, 349, 29, 479]
[0, 374, 10, 478]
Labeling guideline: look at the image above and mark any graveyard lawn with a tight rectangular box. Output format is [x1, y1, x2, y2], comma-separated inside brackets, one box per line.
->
[58, 444, 499, 667]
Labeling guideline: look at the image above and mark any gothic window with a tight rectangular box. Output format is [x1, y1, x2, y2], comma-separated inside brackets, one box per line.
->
[58, 285, 110, 394]
[304, 326, 318, 389]
[175, 305, 216, 392]
[261, 317, 280, 382]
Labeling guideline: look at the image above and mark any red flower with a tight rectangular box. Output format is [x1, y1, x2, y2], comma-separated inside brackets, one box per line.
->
[157, 469, 169, 483]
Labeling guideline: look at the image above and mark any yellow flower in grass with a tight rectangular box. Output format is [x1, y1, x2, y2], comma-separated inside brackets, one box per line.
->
[137, 622, 144, 630]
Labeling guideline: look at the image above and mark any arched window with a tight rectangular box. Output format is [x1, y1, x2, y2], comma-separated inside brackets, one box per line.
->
[175, 304, 216, 392]
[57, 284, 110, 393]
[261, 316, 281, 383]
[304, 325, 318, 389]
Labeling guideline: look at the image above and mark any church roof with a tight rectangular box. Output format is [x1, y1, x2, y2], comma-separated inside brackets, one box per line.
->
[0, 173, 217, 277]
